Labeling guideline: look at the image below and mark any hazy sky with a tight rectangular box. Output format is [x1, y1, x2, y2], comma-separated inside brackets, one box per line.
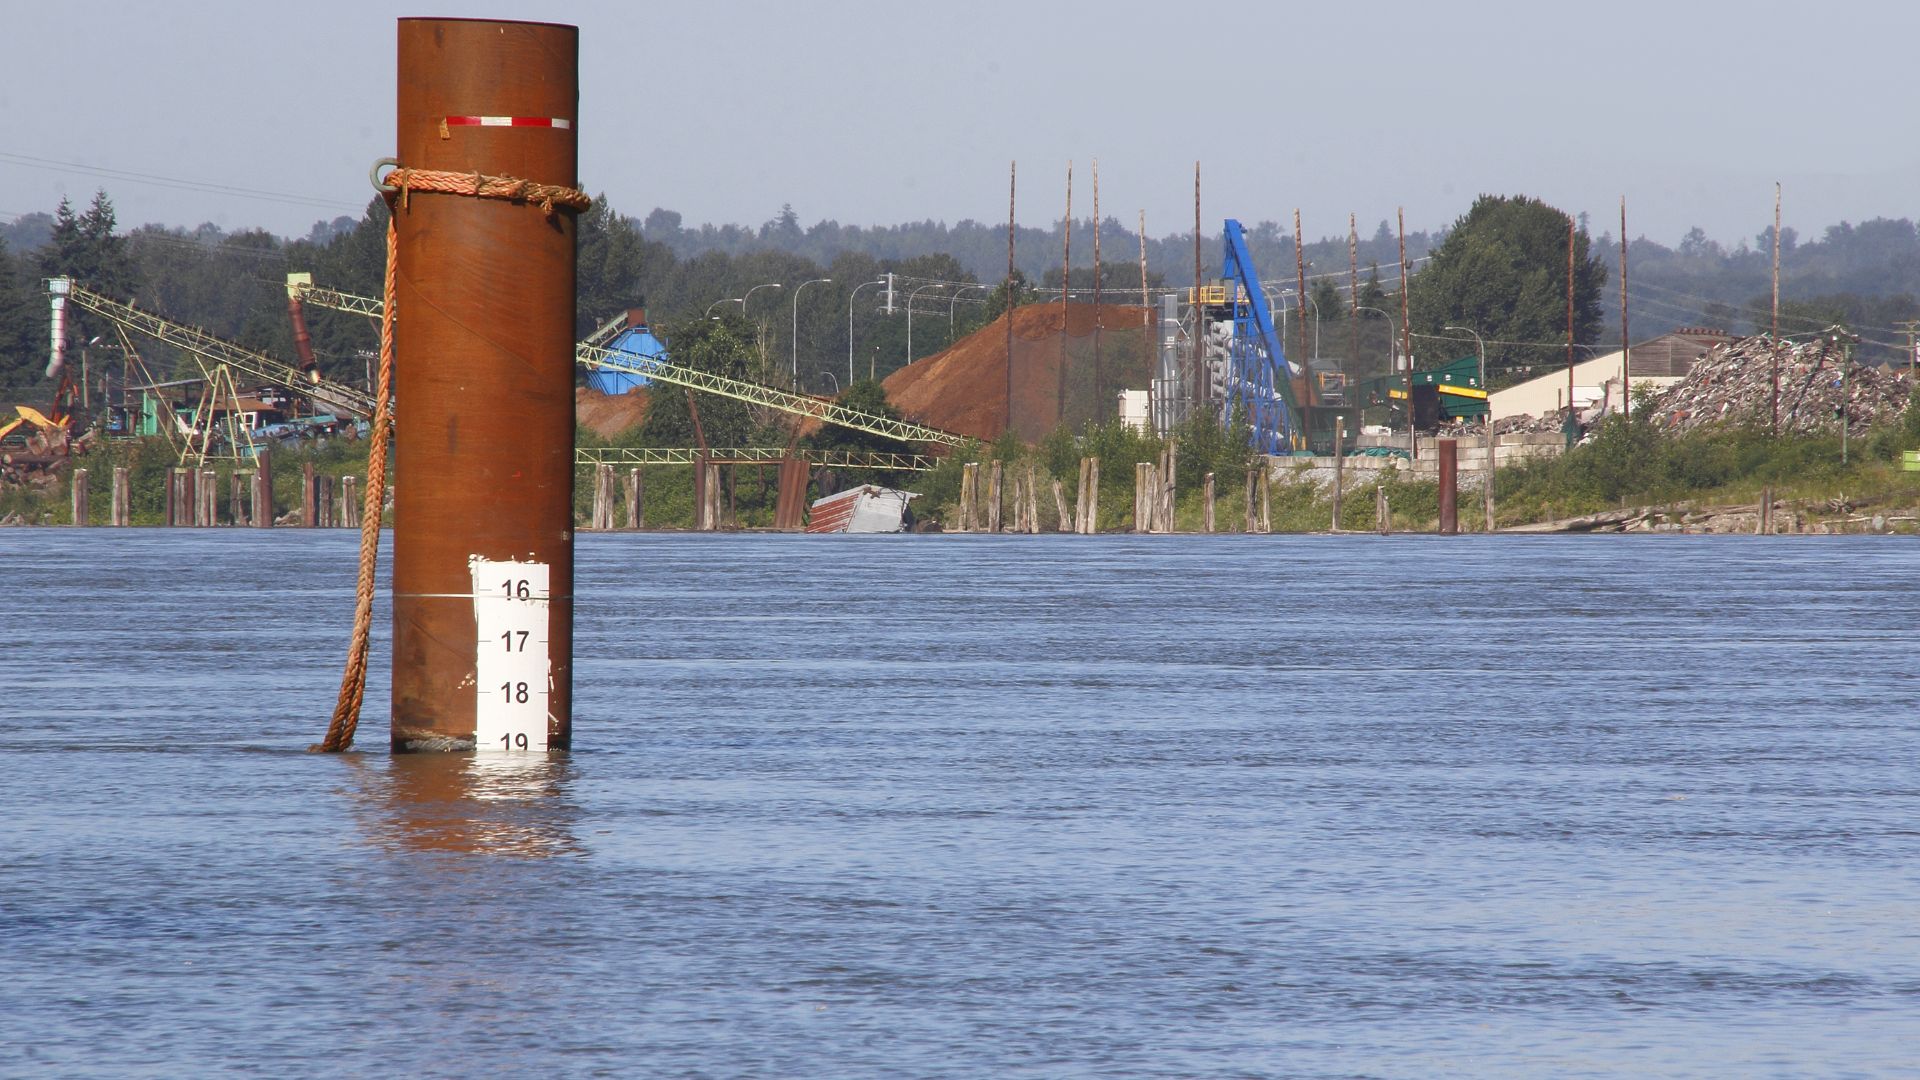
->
[3, 1, 1914, 247]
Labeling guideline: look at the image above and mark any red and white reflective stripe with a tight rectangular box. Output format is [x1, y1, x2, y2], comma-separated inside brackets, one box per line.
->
[443, 116, 573, 129]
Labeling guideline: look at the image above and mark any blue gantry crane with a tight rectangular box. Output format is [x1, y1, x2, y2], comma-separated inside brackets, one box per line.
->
[1219, 219, 1303, 454]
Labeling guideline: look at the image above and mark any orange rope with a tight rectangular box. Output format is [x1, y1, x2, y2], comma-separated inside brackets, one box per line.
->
[312, 163, 588, 753]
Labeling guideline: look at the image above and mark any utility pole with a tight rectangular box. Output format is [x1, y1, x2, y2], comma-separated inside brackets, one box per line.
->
[1006, 161, 1015, 439]
[1620, 196, 1630, 421]
[1398, 207, 1412, 460]
[1057, 160, 1071, 426]
[1898, 320, 1920, 375]
[1772, 182, 1781, 435]
[1193, 161, 1203, 420]
[1566, 216, 1576, 446]
[1294, 208, 1310, 371]
[1092, 158, 1101, 412]
[1348, 213, 1358, 379]
[1062, 160, 1072, 317]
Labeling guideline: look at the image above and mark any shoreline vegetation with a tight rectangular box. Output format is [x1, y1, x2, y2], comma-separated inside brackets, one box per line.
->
[7, 404, 1918, 535]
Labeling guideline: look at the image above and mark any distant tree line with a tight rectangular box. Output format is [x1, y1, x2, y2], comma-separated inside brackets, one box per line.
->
[4, 189, 1918, 411]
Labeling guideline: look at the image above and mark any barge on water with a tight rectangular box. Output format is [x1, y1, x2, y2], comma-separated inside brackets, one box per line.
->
[805, 485, 919, 534]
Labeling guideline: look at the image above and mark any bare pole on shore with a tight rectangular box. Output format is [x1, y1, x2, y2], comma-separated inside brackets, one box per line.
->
[1771, 181, 1781, 435]
[1566, 216, 1576, 432]
[1294, 208, 1310, 378]
[1193, 161, 1203, 420]
[1092, 158, 1101, 412]
[1399, 207, 1413, 460]
[1348, 213, 1359, 377]
[1006, 160, 1015, 438]
[1059, 161, 1071, 425]
[1139, 208, 1151, 421]
[1620, 196, 1630, 421]
[1062, 161, 1072, 317]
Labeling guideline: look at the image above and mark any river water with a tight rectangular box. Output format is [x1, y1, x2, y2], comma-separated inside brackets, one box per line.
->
[4, 531, 1917, 1077]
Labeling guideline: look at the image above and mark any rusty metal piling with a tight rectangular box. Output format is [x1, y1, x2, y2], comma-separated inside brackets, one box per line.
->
[390, 18, 578, 752]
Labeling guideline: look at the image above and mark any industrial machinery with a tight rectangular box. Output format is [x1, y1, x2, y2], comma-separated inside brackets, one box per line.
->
[1154, 220, 1355, 455]
[1218, 218, 1299, 454]
[580, 310, 667, 396]
[288, 277, 966, 448]
[50, 278, 375, 420]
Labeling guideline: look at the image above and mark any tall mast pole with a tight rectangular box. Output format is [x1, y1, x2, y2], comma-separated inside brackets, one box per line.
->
[1006, 160, 1015, 438]
[1348, 212, 1359, 376]
[1399, 207, 1412, 460]
[1620, 196, 1630, 421]
[1566, 216, 1576, 434]
[1771, 182, 1782, 435]
[1192, 161, 1203, 418]
[1062, 161, 1072, 316]
[1092, 158, 1101, 412]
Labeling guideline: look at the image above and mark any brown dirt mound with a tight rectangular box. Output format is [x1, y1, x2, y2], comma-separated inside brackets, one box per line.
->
[883, 302, 1150, 443]
[576, 385, 651, 440]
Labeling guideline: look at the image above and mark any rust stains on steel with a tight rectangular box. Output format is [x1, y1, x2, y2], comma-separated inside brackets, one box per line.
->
[391, 18, 579, 752]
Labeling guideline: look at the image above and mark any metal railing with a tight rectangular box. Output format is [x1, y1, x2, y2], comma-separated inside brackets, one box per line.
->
[291, 278, 966, 448]
[575, 446, 936, 470]
[575, 344, 965, 448]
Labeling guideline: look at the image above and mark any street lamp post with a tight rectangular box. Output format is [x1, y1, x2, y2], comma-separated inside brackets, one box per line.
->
[1354, 304, 1399, 439]
[1445, 324, 1494, 532]
[791, 277, 831, 380]
[905, 283, 945, 365]
[847, 279, 886, 386]
[947, 283, 988, 344]
[741, 281, 782, 315]
[818, 370, 839, 396]
[704, 297, 739, 318]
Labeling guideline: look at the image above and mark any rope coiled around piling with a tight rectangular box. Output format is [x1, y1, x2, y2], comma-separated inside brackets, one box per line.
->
[311, 164, 589, 753]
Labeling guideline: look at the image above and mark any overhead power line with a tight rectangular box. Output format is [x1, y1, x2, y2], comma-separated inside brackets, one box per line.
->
[0, 151, 360, 213]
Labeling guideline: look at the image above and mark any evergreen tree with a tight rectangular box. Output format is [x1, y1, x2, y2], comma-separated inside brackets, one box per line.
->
[0, 238, 46, 392]
[1407, 195, 1606, 381]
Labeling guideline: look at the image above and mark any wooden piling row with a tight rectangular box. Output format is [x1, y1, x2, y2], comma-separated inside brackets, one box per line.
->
[1332, 419, 1344, 531]
[958, 462, 979, 532]
[591, 463, 615, 531]
[111, 467, 129, 527]
[253, 451, 273, 527]
[70, 468, 88, 526]
[315, 473, 334, 531]
[1133, 462, 1152, 533]
[1160, 442, 1177, 532]
[1074, 457, 1099, 534]
[987, 461, 1003, 533]
[1025, 465, 1040, 534]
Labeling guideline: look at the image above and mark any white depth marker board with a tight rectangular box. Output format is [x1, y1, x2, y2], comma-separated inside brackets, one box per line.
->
[470, 556, 551, 751]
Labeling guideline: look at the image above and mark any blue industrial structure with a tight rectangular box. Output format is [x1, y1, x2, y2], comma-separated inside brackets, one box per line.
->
[583, 318, 669, 396]
[1219, 219, 1303, 454]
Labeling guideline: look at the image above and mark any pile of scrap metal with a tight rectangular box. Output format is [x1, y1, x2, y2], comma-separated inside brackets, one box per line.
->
[1642, 333, 1912, 438]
